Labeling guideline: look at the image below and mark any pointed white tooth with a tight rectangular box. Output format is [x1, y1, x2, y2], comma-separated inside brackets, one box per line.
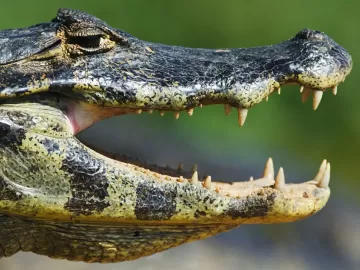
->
[199, 104, 203, 108]
[174, 112, 180, 119]
[203, 176, 212, 189]
[300, 85, 304, 93]
[159, 111, 165, 116]
[275, 167, 285, 190]
[266, 96, 269, 102]
[190, 171, 199, 184]
[312, 90, 323, 110]
[332, 85, 338, 95]
[317, 162, 330, 188]
[263, 158, 274, 179]
[314, 159, 327, 183]
[136, 109, 142, 114]
[277, 87, 281, 95]
[148, 109, 153, 114]
[224, 104, 232, 116]
[249, 176, 254, 181]
[301, 88, 311, 103]
[187, 108, 194, 116]
[237, 108, 248, 127]
[192, 164, 198, 173]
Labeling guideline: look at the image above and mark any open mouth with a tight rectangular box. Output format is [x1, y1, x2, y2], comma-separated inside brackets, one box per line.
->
[66, 82, 333, 199]
[0, 8, 353, 263]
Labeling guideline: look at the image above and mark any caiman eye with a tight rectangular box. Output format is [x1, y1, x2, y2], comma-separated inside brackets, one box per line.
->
[69, 35, 102, 49]
[67, 34, 113, 54]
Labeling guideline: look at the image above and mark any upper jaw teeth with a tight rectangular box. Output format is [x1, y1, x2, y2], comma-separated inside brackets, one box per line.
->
[300, 84, 339, 110]
[140, 83, 339, 126]
[312, 90, 324, 110]
[237, 108, 248, 127]
[221, 84, 339, 127]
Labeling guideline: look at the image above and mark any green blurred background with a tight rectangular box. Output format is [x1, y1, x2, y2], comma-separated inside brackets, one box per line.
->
[1, 0, 359, 269]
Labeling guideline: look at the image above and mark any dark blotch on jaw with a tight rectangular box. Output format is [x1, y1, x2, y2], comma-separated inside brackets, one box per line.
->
[0, 120, 26, 151]
[135, 182, 177, 220]
[226, 193, 276, 219]
[61, 146, 110, 215]
[41, 138, 60, 154]
[0, 120, 26, 201]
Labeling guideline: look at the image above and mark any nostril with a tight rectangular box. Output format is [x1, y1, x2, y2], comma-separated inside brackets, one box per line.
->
[295, 28, 325, 41]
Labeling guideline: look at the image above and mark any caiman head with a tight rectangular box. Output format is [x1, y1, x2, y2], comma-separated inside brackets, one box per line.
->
[0, 8, 352, 263]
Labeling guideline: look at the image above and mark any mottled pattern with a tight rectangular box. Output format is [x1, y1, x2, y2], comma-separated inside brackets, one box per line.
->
[0, 7, 350, 263]
[135, 182, 177, 220]
[62, 146, 110, 215]
[226, 193, 276, 219]
[0, 95, 331, 262]
[0, 9, 352, 110]
[0, 23, 59, 65]
[0, 215, 234, 263]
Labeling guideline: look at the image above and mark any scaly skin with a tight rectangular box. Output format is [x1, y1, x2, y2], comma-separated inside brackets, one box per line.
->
[0, 9, 352, 263]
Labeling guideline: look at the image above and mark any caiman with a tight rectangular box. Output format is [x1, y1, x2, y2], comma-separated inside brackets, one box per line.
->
[0, 8, 352, 263]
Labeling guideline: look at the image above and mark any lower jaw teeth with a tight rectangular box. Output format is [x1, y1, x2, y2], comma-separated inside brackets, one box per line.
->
[176, 157, 330, 194]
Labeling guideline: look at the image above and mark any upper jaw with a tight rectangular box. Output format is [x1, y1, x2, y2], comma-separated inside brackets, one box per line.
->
[0, 15, 352, 115]
[59, 27, 352, 111]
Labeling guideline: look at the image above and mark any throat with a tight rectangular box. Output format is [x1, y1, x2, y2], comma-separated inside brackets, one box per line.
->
[65, 101, 129, 134]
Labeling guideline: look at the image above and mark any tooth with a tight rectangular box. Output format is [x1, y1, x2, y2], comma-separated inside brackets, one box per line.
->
[275, 167, 285, 190]
[136, 109, 142, 114]
[190, 171, 199, 184]
[203, 176, 212, 189]
[177, 163, 183, 171]
[332, 85, 338, 95]
[266, 96, 269, 102]
[249, 176, 254, 181]
[301, 88, 311, 103]
[314, 159, 327, 183]
[159, 111, 165, 116]
[192, 164, 198, 173]
[200, 104, 203, 108]
[317, 162, 330, 188]
[224, 104, 232, 116]
[263, 158, 274, 179]
[312, 90, 323, 110]
[300, 85, 304, 93]
[148, 109, 153, 114]
[177, 176, 184, 183]
[187, 108, 194, 116]
[237, 108, 248, 127]
[277, 88, 281, 95]
[174, 112, 180, 119]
